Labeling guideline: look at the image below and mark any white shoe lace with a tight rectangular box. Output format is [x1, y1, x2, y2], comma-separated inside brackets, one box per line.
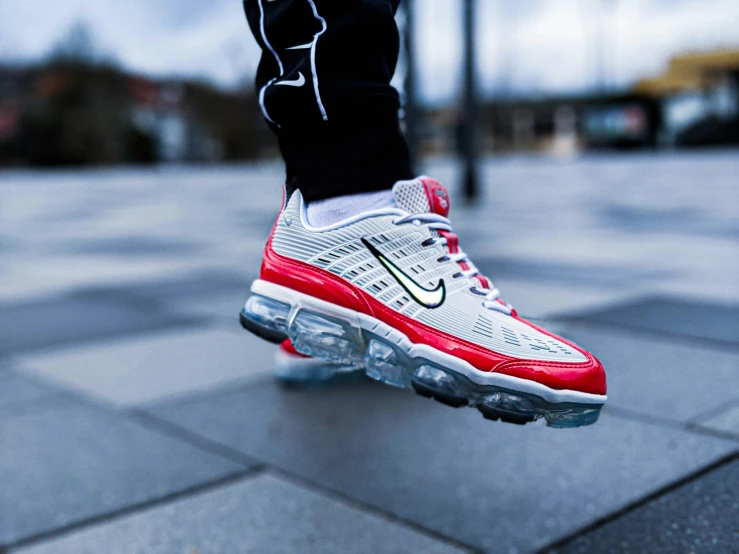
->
[393, 213, 513, 315]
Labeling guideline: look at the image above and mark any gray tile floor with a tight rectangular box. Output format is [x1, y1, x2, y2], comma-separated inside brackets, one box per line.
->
[554, 325, 739, 423]
[148, 381, 736, 553]
[1, 153, 737, 553]
[566, 296, 739, 347]
[550, 459, 739, 554]
[14, 474, 469, 554]
[0, 401, 247, 547]
[0, 373, 62, 420]
[17, 328, 278, 407]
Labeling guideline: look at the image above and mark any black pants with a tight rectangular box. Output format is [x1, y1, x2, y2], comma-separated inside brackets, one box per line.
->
[243, 0, 413, 202]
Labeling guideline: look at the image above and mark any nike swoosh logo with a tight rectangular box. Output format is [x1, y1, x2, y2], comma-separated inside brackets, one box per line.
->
[275, 72, 305, 87]
[286, 43, 312, 50]
[361, 237, 445, 309]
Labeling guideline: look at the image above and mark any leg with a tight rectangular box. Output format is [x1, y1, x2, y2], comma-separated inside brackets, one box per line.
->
[240, 2, 607, 425]
[243, 0, 413, 202]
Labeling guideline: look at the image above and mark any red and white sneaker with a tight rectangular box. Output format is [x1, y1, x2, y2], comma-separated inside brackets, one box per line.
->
[241, 177, 606, 427]
[274, 339, 361, 384]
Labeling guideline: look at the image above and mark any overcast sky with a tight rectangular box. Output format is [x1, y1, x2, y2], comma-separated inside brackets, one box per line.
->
[1, 0, 737, 104]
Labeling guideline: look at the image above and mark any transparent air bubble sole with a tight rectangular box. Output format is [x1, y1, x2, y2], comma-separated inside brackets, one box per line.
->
[241, 292, 602, 428]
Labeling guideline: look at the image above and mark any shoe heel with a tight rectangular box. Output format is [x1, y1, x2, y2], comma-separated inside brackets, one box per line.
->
[289, 309, 366, 366]
[240, 294, 292, 343]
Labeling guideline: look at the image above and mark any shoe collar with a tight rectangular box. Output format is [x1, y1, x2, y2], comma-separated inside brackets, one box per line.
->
[293, 189, 407, 232]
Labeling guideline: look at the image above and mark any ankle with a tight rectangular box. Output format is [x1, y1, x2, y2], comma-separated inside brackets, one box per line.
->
[305, 190, 396, 227]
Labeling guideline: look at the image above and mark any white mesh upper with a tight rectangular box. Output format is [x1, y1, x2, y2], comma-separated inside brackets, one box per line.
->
[271, 190, 586, 363]
[392, 179, 432, 214]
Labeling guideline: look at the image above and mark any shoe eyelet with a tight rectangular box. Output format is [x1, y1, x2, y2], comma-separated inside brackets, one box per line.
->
[452, 272, 462, 279]
[421, 238, 434, 247]
[437, 256, 449, 263]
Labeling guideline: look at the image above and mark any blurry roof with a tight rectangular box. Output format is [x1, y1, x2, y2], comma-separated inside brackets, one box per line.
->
[671, 50, 739, 71]
[633, 49, 739, 96]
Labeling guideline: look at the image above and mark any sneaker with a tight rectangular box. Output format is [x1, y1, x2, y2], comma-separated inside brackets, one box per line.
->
[240, 177, 606, 427]
[274, 339, 361, 384]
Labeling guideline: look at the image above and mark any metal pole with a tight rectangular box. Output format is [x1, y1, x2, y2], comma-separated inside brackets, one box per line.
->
[461, 0, 479, 202]
[403, 0, 419, 172]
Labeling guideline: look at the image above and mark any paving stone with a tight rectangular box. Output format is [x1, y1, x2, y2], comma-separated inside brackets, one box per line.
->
[600, 204, 708, 234]
[695, 404, 739, 439]
[554, 325, 739, 423]
[59, 236, 203, 257]
[166, 289, 248, 321]
[0, 371, 62, 419]
[488, 278, 627, 319]
[70, 271, 252, 323]
[14, 474, 467, 554]
[0, 402, 246, 547]
[473, 256, 671, 288]
[572, 297, 739, 345]
[0, 255, 210, 305]
[149, 381, 737, 554]
[17, 327, 278, 407]
[551, 459, 739, 554]
[98, 270, 247, 301]
[0, 295, 199, 356]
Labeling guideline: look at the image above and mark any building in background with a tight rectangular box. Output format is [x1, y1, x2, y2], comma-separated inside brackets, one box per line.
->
[0, 60, 275, 167]
[634, 49, 739, 147]
[1, 36, 737, 168]
[413, 49, 738, 157]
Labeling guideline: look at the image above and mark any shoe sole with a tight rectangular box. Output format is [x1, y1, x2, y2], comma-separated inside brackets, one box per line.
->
[241, 280, 605, 428]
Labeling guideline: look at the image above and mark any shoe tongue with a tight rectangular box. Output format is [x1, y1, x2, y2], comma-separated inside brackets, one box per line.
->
[392, 177, 450, 217]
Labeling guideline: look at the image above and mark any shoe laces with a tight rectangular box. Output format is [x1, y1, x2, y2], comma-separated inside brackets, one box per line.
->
[393, 213, 513, 315]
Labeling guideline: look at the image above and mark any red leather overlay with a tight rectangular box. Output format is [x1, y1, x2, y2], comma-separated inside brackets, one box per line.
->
[259, 238, 606, 395]
[494, 315, 607, 395]
[421, 177, 450, 217]
[261, 238, 372, 314]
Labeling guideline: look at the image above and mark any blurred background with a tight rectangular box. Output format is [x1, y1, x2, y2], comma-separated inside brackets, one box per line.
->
[1, 2, 738, 554]
[1, 0, 738, 168]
